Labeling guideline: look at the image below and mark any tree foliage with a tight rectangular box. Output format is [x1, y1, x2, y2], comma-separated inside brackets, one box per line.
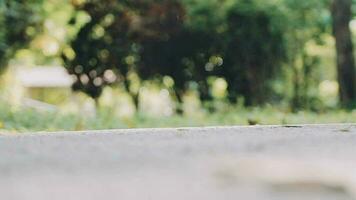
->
[218, 1, 287, 105]
[281, 0, 331, 110]
[63, 0, 288, 109]
[0, 0, 43, 69]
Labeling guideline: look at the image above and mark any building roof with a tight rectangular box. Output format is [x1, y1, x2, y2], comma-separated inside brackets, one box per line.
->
[17, 66, 74, 88]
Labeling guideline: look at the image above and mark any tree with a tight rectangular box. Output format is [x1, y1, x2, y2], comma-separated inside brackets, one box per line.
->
[331, 0, 356, 106]
[0, 0, 43, 69]
[65, 0, 290, 111]
[64, 0, 213, 110]
[216, 1, 287, 105]
[63, 0, 133, 102]
[278, 0, 330, 111]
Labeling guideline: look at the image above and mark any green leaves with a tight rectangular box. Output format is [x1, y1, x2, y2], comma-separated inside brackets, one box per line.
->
[63, 0, 289, 107]
[0, 0, 44, 69]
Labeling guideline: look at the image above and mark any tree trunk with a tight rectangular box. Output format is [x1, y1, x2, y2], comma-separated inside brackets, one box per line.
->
[173, 88, 184, 115]
[331, 0, 356, 106]
[123, 79, 140, 112]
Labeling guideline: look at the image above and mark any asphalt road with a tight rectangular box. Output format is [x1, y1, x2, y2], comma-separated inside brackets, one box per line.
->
[1, 124, 356, 200]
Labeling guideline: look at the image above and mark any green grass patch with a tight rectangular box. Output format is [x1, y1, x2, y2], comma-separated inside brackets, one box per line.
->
[1, 102, 356, 133]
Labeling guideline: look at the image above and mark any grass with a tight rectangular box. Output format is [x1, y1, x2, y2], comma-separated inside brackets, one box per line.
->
[1, 101, 356, 133]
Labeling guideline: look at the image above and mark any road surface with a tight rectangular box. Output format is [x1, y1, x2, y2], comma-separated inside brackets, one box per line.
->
[1, 124, 356, 200]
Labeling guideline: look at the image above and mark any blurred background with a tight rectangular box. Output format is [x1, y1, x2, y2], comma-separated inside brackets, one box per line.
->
[1, 0, 356, 132]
